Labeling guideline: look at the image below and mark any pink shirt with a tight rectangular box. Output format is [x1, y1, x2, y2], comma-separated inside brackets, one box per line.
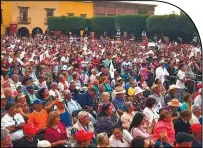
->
[153, 120, 175, 144]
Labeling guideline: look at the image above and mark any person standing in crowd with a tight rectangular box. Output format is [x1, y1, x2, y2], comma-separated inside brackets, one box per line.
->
[97, 132, 110, 147]
[133, 87, 146, 112]
[167, 60, 176, 85]
[155, 60, 169, 85]
[179, 93, 193, 111]
[175, 132, 194, 147]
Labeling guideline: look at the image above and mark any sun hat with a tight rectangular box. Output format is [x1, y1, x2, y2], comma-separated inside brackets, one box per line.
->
[151, 84, 161, 92]
[167, 99, 182, 107]
[168, 85, 179, 91]
[78, 111, 89, 119]
[114, 86, 126, 94]
[191, 124, 202, 133]
[134, 87, 144, 96]
[74, 130, 94, 142]
[23, 124, 39, 135]
[116, 77, 123, 81]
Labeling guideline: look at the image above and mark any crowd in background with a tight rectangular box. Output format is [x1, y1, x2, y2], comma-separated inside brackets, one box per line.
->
[1, 32, 202, 148]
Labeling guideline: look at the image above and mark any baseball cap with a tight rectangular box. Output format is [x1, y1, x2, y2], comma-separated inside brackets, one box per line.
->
[176, 132, 194, 144]
[33, 98, 44, 105]
[191, 124, 202, 133]
[23, 124, 39, 135]
[74, 130, 94, 142]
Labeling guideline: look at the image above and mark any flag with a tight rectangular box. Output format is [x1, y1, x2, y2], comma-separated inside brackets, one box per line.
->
[109, 61, 115, 79]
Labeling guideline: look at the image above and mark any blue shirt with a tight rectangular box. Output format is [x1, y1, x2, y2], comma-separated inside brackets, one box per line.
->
[59, 109, 72, 127]
[113, 97, 125, 112]
[192, 140, 202, 148]
[65, 99, 82, 114]
[78, 92, 94, 108]
[179, 102, 189, 111]
[7, 97, 15, 104]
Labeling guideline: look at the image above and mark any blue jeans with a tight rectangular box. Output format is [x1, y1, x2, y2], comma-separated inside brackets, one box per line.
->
[177, 88, 184, 103]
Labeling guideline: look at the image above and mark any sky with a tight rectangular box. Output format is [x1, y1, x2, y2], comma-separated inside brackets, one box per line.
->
[124, 1, 181, 15]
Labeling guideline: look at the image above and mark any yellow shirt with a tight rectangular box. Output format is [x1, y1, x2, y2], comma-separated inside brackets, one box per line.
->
[128, 87, 136, 96]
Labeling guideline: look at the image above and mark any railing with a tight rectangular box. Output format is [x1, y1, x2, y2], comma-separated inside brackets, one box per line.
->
[44, 18, 47, 25]
[17, 17, 31, 24]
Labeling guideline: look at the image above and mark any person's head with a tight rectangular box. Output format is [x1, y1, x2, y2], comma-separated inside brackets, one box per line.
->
[97, 132, 109, 147]
[176, 132, 194, 147]
[112, 124, 123, 140]
[38, 88, 49, 99]
[183, 93, 192, 103]
[5, 103, 16, 117]
[59, 74, 65, 82]
[27, 85, 35, 94]
[98, 84, 105, 93]
[130, 136, 150, 148]
[69, 81, 76, 90]
[91, 69, 97, 75]
[23, 124, 39, 139]
[1, 95, 7, 106]
[130, 81, 136, 88]
[55, 98, 65, 109]
[158, 110, 172, 123]
[169, 85, 178, 95]
[179, 64, 186, 72]
[169, 60, 175, 67]
[74, 130, 94, 147]
[191, 105, 201, 118]
[125, 56, 130, 62]
[12, 74, 19, 83]
[154, 78, 162, 85]
[47, 111, 60, 127]
[63, 90, 72, 100]
[134, 87, 144, 97]
[1, 128, 11, 147]
[179, 110, 192, 122]
[99, 103, 114, 117]
[88, 88, 96, 97]
[115, 86, 126, 99]
[3, 87, 12, 98]
[72, 72, 78, 80]
[124, 101, 134, 113]
[16, 93, 26, 104]
[78, 111, 89, 125]
[191, 124, 202, 141]
[101, 92, 110, 103]
[145, 97, 156, 108]
[140, 75, 145, 81]
[51, 82, 58, 90]
[129, 112, 146, 131]
[33, 99, 44, 112]
[151, 84, 161, 94]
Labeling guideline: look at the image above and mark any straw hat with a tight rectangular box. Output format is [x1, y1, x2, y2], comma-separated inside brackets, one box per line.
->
[167, 99, 182, 107]
[134, 87, 144, 96]
[168, 85, 179, 91]
[151, 84, 161, 92]
[114, 86, 126, 94]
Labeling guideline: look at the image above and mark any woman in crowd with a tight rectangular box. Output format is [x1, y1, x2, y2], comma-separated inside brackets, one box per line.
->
[137, 75, 150, 97]
[121, 102, 136, 130]
[102, 76, 113, 94]
[94, 103, 119, 137]
[130, 136, 150, 148]
[44, 111, 70, 147]
[153, 110, 175, 147]
[38, 88, 55, 113]
[97, 132, 110, 147]
[154, 78, 166, 96]
[179, 93, 193, 111]
[16, 93, 30, 120]
[109, 124, 133, 147]
[58, 74, 69, 94]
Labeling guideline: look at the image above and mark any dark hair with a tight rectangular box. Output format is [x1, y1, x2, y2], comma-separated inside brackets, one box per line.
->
[158, 110, 171, 121]
[130, 137, 145, 147]
[5, 103, 15, 111]
[179, 63, 185, 69]
[184, 93, 192, 102]
[112, 124, 123, 132]
[38, 88, 47, 99]
[129, 113, 145, 132]
[179, 110, 192, 119]
[88, 88, 96, 94]
[154, 78, 160, 84]
[99, 103, 111, 117]
[145, 97, 156, 108]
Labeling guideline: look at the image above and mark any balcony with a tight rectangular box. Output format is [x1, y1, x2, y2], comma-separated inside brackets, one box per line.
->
[44, 18, 47, 25]
[17, 17, 31, 24]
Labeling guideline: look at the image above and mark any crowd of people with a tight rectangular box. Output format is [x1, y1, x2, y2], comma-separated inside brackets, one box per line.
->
[1, 32, 202, 148]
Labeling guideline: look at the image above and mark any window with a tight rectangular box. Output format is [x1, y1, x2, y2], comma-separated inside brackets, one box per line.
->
[45, 8, 55, 17]
[19, 7, 29, 23]
[67, 13, 74, 16]
[80, 14, 87, 18]
[1, 9, 2, 23]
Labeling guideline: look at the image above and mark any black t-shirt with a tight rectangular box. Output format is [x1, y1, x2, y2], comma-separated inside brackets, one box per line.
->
[19, 136, 38, 147]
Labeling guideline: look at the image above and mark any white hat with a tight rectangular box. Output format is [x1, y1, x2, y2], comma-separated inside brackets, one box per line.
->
[112, 55, 117, 58]
[37, 140, 51, 147]
[168, 85, 179, 91]
[61, 65, 67, 71]
[114, 86, 126, 94]
[134, 87, 144, 95]
[67, 66, 73, 71]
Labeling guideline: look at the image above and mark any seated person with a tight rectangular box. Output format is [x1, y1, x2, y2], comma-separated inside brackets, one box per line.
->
[72, 130, 94, 147]
[1, 103, 25, 147]
[44, 111, 70, 147]
[19, 124, 39, 147]
[27, 99, 48, 140]
[1, 128, 12, 147]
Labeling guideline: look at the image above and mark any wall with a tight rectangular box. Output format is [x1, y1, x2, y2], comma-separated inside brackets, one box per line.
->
[1, 2, 12, 35]
[59, 1, 93, 18]
[11, 1, 59, 34]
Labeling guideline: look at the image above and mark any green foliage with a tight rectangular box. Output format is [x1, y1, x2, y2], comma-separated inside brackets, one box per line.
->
[86, 18, 93, 31]
[91, 16, 115, 32]
[47, 16, 86, 31]
[137, 7, 148, 14]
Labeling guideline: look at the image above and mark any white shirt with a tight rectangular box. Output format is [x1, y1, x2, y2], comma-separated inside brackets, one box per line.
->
[58, 81, 69, 92]
[49, 89, 61, 98]
[194, 94, 202, 107]
[176, 70, 186, 88]
[143, 107, 159, 126]
[109, 129, 133, 147]
[89, 74, 96, 83]
[60, 56, 69, 64]
[1, 113, 25, 141]
[190, 113, 200, 125]
[155, 66, 169, 84]
[121, 61, 132, 75]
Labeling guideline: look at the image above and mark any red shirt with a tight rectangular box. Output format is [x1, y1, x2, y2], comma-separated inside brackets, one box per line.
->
[44, 122, 67, 143]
